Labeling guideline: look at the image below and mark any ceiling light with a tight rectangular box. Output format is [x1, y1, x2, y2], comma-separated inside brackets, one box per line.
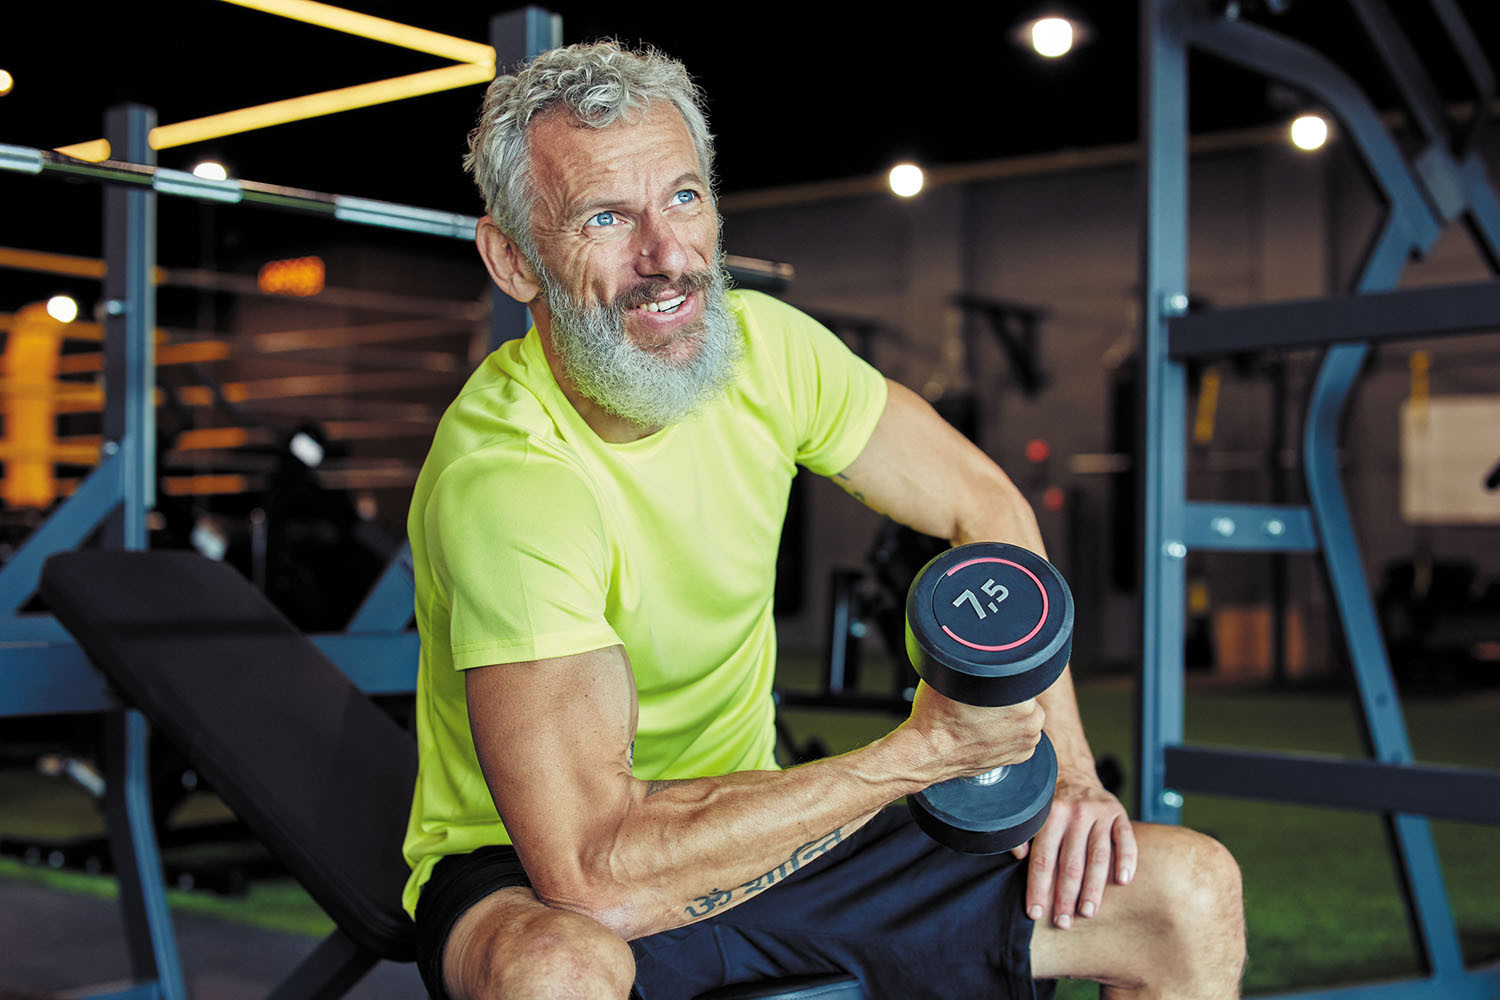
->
[192, 160, 230, 181]
[1031, 17, 1075, 58]
[0, 70, 13, 96]
[889, 163, 924, 198]
[46, 295, 79, 323]
[1290, 113, 1329, 151]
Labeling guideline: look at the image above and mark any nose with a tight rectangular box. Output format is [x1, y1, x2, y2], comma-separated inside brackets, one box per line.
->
[634, 213, 690, 282]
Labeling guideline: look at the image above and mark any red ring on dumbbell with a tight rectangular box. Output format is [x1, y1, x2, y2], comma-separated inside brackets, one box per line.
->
[939, 556, 1050, 652]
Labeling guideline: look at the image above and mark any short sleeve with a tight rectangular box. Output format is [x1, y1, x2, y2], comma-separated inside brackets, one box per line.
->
[424, 444, 620, 668]
[739, 292, 888, 476]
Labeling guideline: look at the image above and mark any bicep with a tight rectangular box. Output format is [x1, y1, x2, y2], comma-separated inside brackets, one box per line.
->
[836, 379, 1030, 545]
[465, 645, 638, 887]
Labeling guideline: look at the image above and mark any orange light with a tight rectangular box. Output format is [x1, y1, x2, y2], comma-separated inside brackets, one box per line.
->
[257, 256, 326, 297]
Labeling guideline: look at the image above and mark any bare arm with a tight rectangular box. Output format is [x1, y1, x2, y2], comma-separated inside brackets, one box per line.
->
[466, 642, 1043, 941]
[834, 379, 1137, 926]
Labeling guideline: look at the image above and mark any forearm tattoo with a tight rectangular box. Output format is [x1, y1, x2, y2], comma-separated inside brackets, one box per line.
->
[683, 828, 845, 919]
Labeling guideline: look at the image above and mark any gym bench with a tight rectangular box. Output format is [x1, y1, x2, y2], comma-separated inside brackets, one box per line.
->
[40, 549, 861, 1000]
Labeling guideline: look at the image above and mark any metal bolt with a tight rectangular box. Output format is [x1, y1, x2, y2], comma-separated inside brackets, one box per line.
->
[104, 300, 126, 316]
[1264, 519, 1286, 536]
[102, 441, 119, 456]
[1163, 540, 1187, 559]
[1161, 293, 1190, 316]
[1211, 516, 1236, 537]
[1162, 790, 1185, 809]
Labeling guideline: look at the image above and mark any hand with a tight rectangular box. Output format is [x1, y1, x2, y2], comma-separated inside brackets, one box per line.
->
[1013, 765, 1136, 929]
[906, 682, 1046, 782]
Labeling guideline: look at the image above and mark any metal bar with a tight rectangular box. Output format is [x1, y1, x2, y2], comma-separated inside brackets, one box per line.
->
[1163, 745, 1500, 824]
[1182, 502, 1317, 552]
[101, 106, 156, 551]
[0, 454, 124, 615]
[346, 544, 415, 633]
[1136, 0, 1191, 825]
[490, 5, 563, 74]
[1349, 0, 1452, 150]
[1430, 0, 1495, 155]
[1456, 153, 1500, 271]
[0, 643, 117, 717]
[1305, 221, 1466, 980]
[0, 615, 73, 643]
[309, 632, 420, 693]
[1, 142, 484, 240]
[485, 8, 562, 351]
[0, 633, 419, 719]
[103, 709, 187, 1000]
[1168, 280, 1500, 357]
[1188, 13, 1442, 252]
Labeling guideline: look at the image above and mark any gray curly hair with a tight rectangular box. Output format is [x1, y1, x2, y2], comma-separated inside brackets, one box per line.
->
[464, 41, 716, 264]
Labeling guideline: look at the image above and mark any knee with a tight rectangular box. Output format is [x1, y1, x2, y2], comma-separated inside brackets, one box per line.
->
[451, 907, 636, 1000]
[1149, 827, 1246, 972]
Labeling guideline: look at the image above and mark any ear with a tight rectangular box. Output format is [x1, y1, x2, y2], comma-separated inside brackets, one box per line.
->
[476, 216, 542, 304]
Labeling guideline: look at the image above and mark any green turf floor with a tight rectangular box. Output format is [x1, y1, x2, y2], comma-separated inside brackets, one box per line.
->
[4, 672, 1498, 997]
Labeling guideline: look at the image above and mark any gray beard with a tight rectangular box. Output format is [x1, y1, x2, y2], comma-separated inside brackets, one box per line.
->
[542, 265, 741, 430]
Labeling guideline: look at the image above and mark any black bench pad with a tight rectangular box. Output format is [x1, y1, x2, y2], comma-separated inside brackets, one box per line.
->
[40, 549, 416, 962]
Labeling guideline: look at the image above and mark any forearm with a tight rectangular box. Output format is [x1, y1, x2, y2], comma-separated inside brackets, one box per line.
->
[525, 725, 935, 940]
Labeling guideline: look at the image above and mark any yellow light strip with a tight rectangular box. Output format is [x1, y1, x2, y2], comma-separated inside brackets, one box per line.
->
[0, 246, 105, 279]
[147, 62, 493, 151]
[53, 1, 495, 162]
[0, 246, 165, 289]
[218, 0, 494, 64]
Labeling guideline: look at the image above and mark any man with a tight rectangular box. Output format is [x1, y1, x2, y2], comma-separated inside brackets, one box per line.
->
[404, 41, 1245, 1000]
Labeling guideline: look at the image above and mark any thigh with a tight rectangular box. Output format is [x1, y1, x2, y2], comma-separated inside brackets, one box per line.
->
[631, 806, 1053, 1000]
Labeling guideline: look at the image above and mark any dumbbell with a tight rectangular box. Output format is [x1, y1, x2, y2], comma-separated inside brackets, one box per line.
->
[904, 541, 1073, 854]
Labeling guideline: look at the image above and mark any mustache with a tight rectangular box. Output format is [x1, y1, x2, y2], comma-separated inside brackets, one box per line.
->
[611, 268, 718, 312]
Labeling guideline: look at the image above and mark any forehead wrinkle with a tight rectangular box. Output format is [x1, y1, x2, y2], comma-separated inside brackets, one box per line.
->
[529, 105, 702, 228]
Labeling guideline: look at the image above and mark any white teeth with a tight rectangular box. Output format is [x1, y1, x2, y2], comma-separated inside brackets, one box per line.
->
[638, 294, 687, 313]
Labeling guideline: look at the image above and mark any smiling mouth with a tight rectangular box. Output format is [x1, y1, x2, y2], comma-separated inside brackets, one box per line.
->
[636, 294, 688, 314]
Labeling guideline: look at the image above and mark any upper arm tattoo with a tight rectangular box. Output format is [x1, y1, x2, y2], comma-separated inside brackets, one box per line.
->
[834, 471, 868, 505]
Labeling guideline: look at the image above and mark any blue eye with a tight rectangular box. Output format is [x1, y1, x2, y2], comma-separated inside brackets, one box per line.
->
[586, 210, 617, 227]
[672, 190, 697, 205]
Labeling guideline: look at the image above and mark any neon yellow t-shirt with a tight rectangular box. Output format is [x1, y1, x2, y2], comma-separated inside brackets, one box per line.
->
[401, 290, 888, 915]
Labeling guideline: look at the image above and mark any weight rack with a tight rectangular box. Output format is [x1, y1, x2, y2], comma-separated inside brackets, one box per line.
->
[1138, 3, 1500, 998]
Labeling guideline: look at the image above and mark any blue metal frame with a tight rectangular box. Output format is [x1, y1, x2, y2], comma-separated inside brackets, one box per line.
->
[1140, 3, 1500, 997]
[0, 11, 563, 999]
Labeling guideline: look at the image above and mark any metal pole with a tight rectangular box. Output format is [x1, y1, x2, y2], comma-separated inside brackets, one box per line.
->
[101, 104, 157, 551]
[486, 8, 563, 351]
[1135, 0, 1190, 825]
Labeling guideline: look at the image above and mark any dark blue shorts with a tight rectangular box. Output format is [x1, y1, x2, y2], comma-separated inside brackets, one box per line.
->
[414, 805, 1053, 1000]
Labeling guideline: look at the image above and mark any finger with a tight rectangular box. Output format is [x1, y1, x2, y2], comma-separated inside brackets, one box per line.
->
[1023, 814, 1066, 923]
[1011, 842, 1029, 861]
[1077, 817, 1113, 918]
[1113, 812, 1139, 885]
[1049, 815, 1091, 929]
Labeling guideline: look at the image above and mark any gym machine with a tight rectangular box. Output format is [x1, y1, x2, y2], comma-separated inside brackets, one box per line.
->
[1139, 3, 1500, 998]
